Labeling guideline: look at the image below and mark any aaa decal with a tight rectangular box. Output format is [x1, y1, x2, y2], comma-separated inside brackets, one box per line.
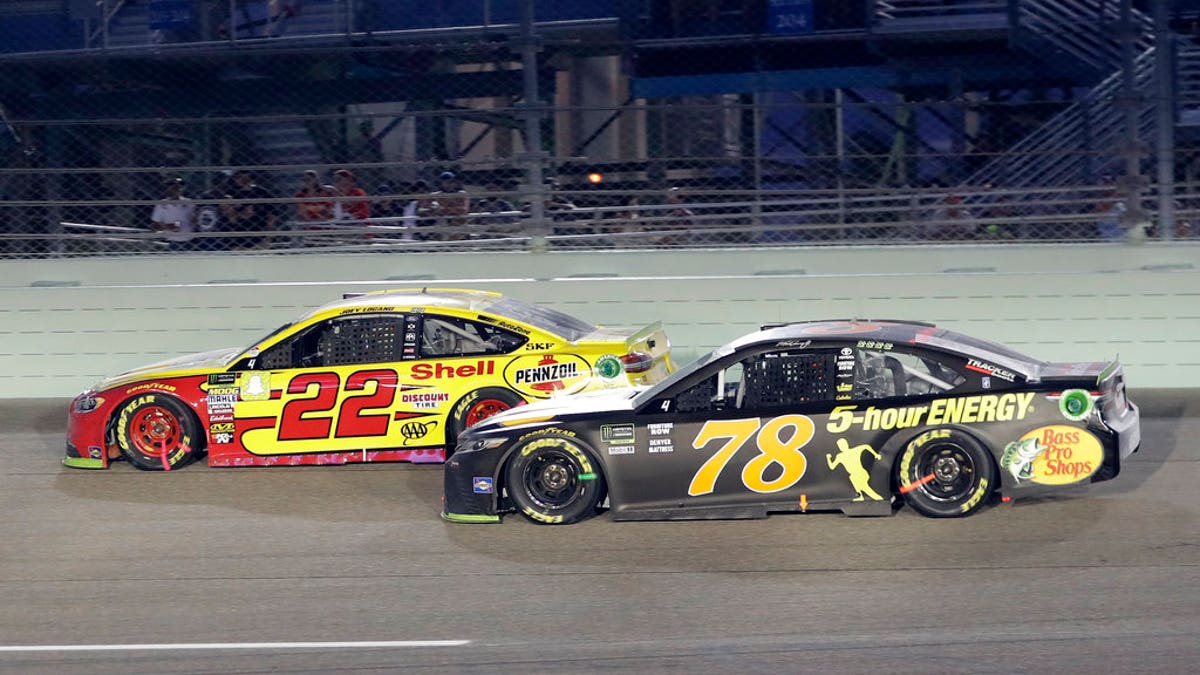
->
[1001, 425, 1103, 485]
[504, 353, 590, 398]
[827, 392, 1035, 433]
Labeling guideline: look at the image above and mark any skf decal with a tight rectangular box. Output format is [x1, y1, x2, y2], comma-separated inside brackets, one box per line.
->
[410, 360, 496, 380]
[504, 353, 590, 398]
[964, 358, 1017, 383]
[1001, 425, 1103, 485]
[525, 342, 554, 351]
[826, 392, 1035, 433]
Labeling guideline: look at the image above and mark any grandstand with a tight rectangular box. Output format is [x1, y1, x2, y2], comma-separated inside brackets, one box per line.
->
[1, 0, 1197, 255]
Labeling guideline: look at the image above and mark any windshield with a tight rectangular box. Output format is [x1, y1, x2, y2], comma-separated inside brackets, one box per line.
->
[487, 297, 596, 341]
[633, 343, 733, 407]
[226, 321, 294, 364]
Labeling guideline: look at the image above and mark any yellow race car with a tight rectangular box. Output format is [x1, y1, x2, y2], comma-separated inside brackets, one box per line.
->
[65, 288, 672, 470]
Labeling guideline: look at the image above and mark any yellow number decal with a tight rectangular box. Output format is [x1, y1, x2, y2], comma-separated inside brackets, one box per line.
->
[688, 418, 760, 496]
[688, 415, 814, 496]
[741, 415, 813, 493]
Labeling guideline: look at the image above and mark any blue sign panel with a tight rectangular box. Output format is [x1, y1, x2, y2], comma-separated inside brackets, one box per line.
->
[768, 0, 814, 34]
[149, 0, 193, 31]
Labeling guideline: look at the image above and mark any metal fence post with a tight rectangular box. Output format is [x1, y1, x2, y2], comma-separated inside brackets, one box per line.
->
[518, 0, 548, 252]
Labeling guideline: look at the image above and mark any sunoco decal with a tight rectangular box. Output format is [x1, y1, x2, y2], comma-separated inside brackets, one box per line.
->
[503, 353, 591, 398]
[1000, 425, 1103, 485]
[827, 392, 1035, 433]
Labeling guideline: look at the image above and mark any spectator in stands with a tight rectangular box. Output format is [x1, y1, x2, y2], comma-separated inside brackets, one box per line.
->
[474, 180, 518, 235]
[1095, 184, 1127, 241]
[654, 186, 694, 247]
[194, 171, 233, 251]
[332, 169, 370, 222]
[373, 182, 412, 241]
[150, 177, 196, 251]
[223, 169, 278, 249]
[543, 177, 577, 213]
[407, 180, 437, 240]
[923, 193, 977, 241]
[295, 170, 335, 224]
[428, 171, 470, 239]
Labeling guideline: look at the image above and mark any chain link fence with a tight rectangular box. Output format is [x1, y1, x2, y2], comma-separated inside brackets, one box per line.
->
[2, 0, 1198, 257]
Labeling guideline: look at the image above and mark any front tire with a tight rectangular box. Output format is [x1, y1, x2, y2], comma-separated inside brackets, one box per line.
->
[114, 394, 202, 471]
[897, 429, 995, 517]
[505, 432, 606, 524]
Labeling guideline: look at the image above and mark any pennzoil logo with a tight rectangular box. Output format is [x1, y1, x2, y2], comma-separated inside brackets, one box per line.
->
[504, 353, 590, 398]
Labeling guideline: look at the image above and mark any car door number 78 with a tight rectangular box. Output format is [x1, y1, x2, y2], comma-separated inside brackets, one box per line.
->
[688, 415, 815, 496]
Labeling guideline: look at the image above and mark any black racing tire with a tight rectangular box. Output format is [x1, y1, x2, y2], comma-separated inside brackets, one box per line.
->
[447, 387, 525, 448]
[504, 432, 606, 525]
[114, 393, 202, 471]
[896, 428, 995, 518]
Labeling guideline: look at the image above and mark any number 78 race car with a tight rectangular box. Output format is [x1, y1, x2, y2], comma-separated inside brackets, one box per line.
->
[443, 320, 1141, 523]
[65, 288, 671, 470]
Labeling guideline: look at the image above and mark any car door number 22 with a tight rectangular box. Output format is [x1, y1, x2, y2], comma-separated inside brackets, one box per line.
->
[688, 415, 815, 496]
[278, 369, 398, 441]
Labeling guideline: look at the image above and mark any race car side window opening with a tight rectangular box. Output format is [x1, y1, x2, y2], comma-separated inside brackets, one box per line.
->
[673, 349, 836, 413]
[258, 314, 408, 369]
[853, 349, 965, 400]
[420, 315, 527, 358]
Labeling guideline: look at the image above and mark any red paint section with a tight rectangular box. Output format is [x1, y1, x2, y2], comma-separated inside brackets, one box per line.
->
[207, 447, 446, 467]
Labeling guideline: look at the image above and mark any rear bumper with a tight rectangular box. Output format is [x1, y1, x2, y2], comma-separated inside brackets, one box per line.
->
[1107, 401, 1141, 460]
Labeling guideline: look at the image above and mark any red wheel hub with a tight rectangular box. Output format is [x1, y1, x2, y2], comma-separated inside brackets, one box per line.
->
[465, 399, 513, 427]
[129, 406, 183, 457]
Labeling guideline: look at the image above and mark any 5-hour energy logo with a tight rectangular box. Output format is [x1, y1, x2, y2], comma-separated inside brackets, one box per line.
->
[827, 392, 1035, 433]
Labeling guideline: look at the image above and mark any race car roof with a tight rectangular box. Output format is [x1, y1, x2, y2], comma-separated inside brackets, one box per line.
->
[756, 320, 1045, 373]
[306, 287, 504, 320]
[654, 320, 1044, 393]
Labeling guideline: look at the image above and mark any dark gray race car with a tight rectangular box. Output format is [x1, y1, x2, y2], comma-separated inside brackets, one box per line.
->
[443, 320, 1141, 524]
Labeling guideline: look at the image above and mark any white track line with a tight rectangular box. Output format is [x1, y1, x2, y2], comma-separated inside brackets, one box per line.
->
[0, 640, 470, 653]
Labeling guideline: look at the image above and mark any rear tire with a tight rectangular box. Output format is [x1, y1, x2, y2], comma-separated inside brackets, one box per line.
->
[114, 394, 201, 471]
[447, 388, 525, 450]
[505, 432, 606, 524]
[897, 429, 995, 517]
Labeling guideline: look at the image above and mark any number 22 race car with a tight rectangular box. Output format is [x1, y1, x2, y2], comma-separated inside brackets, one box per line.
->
[444, 320, 1141, 523]
[65, 288, 671, 470]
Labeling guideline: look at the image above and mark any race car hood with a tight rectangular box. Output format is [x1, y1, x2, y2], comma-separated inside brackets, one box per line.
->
[473, 387, 643, 433]
[90, 347, 242, 392]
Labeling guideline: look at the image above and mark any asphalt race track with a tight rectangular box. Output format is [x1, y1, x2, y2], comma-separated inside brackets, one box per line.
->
[1, 392, 1197, 674]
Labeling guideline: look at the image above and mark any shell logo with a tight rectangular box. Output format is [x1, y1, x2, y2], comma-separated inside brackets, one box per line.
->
[1019, 425, 1104, 485]
[504, 353, 591, 398]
